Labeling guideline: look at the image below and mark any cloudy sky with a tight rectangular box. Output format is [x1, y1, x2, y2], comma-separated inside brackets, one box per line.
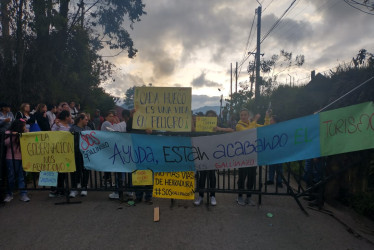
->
[99, 0, 374, 110]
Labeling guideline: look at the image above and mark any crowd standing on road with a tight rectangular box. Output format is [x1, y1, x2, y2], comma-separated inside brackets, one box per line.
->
[0, 101, 298, 207]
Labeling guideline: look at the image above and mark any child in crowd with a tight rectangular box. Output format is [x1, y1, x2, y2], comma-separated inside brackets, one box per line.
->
[236, 108, 271, 206]
[3, 119, 30, 202]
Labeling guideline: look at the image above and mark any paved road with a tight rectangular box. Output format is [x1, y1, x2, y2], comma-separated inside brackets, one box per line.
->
[0, 191, 373, 250]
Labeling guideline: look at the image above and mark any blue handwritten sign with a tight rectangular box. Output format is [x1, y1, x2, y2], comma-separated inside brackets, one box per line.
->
[80, 131, 137, 172]
[257, 114, 320, 165]
[132, 134, 195, 172]
[38, 171, 58, 187]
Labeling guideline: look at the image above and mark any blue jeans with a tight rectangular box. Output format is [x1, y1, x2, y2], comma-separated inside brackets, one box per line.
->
[6, 159, 27, 195]
[268, 164, 283, 183]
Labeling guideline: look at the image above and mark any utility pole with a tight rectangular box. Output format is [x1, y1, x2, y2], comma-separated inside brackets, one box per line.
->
[230, 63, 233, 113]
[230, 63, 232, 99]
[235, 62, 238, 93]
[255, 6, 262, 107]
[80, 0, 84, 27]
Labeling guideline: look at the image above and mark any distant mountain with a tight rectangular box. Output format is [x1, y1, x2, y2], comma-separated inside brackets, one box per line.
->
[193, 105, 220, 115]
[120, 103, 133, 110]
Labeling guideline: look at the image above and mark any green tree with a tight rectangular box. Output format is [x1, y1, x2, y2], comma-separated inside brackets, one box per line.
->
[124, 86, 135, 109]
[0, 0, 146, 111]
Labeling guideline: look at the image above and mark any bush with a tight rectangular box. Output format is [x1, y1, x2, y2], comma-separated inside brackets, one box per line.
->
[350, 192, 374, 221]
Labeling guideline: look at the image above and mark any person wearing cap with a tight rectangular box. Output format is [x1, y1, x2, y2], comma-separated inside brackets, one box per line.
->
[0, 103, 15, 132]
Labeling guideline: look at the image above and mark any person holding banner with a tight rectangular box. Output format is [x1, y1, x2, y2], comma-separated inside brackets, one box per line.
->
[34, 104, 51, 131]
[69, 113, 91, 197]
[100, 110, 127, 194]
[266, 115, 284, 188]
[194, 110, 234, 206]
[3, 119, 30, 202]
[236, 108, 270, 206]
[101, 110, 126, 132]
[125, 109, 153, 204]
[49, 110, 72, 197]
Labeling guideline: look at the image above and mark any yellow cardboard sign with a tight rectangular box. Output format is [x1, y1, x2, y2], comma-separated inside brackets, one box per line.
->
[132, 170, 153, 186]
[153, 172, 195, 200]
[20, 131, 76, 172]
[133, 87, 192, 132]
[195, 116, 217, 132]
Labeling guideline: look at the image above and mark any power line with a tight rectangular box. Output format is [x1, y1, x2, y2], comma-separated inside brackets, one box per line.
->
[237, 1, 299, 79]
[262, 0, 275, 13]
[260, 0, 298, 44]
[344, 0, 374, 15]
[272, 0, 344, 42]
[237, 14, 257, 78]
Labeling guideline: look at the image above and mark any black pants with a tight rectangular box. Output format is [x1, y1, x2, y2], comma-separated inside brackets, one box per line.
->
[51, 173, 66, 194]
[71, 168, 90, 190]
[198, 170, 216, 197]
[237, 167, 256, 197]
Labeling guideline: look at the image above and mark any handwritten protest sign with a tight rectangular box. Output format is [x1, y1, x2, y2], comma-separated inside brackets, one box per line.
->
[76, 102, 374, 173]
[195, 116, 217, 132]
[257, 114, 321, 165]
[79, 131, 137, 172]
[192, 128, 258, 170]
[320, 102, 374, 156]
[132, 170, 153, 185]
[79, 131, 195, 172]
[153, 172, 195, 200]
[133, 87, 192, 132]
[38, 171, 58, 187]
[131, 133, 195, 172]
[20, 131, 75, 172]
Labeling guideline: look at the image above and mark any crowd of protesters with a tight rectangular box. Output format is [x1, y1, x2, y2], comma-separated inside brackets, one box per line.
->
[1, 101, 322, 207]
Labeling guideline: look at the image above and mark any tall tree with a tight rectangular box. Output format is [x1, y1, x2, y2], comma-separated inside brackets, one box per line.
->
[0, 0, 146, 111]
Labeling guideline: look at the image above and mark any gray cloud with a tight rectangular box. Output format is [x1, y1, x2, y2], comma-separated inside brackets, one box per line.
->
[191, 72, 222, 88]
[103, 72, 146, 97]
[191, 95, 221, 110]
[261, 14, 314, 45]
[103, 0, 374, 108]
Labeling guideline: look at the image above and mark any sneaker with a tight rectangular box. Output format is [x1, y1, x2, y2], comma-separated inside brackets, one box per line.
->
[20, 194, 30, 202]
[210, 196, 217, 206]
[245, 197, 256, 206]
[194, 196, 203, 206]
[4, 195, 13, 202]
[80, 190, 88, 196]
[69, 190, 78, 198]
[237, 196, 245, 206]
[109, 192, 119, 199]
[266, 180, 274, 185]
